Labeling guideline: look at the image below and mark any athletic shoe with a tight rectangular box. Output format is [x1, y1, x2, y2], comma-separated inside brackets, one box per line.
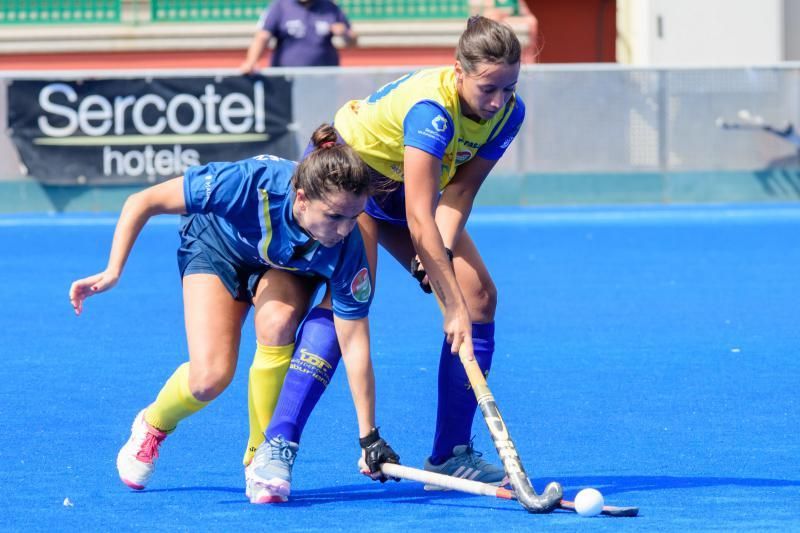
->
[243, 461, 272, 500]
[247, 435, 299, 504]
[423, 443, 507, 490]
[245, 463, 286, 503]
[116, 409, 168, 490]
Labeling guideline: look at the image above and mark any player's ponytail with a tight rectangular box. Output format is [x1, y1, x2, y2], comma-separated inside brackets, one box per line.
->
[457, 15, 521, 73]
[310, 123, 339, 150]
[294, 124, 372, 200]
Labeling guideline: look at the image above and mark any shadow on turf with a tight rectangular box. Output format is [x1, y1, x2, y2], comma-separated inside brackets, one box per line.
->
[144, 475, 800, 508]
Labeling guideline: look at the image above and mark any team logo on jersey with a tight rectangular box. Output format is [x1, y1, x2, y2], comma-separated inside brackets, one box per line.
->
[350, 267, 371, 302]
[456, 150, 472, 163]
[431, 115, 448, 132]
[500, 136, 514, 149]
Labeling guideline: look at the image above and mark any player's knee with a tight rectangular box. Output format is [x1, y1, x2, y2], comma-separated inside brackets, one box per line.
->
[468, 280, 497, 321]
[188, 362, 235, 401]
[255, 306, 304, 346]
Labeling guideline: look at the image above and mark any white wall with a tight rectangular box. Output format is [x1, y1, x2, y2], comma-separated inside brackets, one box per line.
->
[785, 0, 800, 59]
[618, 0, 784, 66]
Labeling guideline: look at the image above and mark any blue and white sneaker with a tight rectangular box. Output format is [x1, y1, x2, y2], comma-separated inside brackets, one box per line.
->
[423, 443, 507, 490]
[247, 435, 299, 504]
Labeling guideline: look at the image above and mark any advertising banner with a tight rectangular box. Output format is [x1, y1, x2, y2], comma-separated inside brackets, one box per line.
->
[7, 75, 295, 184]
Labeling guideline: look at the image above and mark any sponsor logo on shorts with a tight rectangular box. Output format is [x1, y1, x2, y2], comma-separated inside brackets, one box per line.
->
[350, 267, 371, 302]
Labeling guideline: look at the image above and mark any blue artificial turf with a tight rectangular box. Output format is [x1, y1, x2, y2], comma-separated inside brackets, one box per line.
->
[1, 204, 798, 531]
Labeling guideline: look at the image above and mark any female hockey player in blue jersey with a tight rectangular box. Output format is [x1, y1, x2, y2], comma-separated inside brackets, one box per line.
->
[248, 15, 526, 498]
[69, 125, 399, 499]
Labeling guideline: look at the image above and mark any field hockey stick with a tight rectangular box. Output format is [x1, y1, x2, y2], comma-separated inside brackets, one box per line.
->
[380, 463, 638, 517]
[430, 289, 562, 513]
[716, 118, 762, 130]
[716, 109, 766, 130]
[716, 113, 800, 148]
[717, 109, 795, 135]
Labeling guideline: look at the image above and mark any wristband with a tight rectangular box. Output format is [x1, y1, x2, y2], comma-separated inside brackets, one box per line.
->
[359, 427, 381, 449]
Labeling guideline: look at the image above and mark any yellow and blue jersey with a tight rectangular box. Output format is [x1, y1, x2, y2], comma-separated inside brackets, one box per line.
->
[333, 66, 525, 190]
[182, 155, 372, 319]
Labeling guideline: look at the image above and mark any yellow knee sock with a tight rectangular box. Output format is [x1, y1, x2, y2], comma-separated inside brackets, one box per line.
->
[243, 342, 293, 466]
[145, 362, 209, 432]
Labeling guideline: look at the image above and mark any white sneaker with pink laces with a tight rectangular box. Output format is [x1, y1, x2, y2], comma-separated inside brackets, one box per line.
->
[116, 409, 168, 490]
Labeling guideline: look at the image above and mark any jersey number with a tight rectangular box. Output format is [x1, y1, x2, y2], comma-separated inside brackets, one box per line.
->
[367, 73, 413, 104]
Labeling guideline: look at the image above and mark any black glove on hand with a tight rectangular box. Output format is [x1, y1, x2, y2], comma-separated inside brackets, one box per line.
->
[359, 427, 400, 483]
[410, 248, 454, 294]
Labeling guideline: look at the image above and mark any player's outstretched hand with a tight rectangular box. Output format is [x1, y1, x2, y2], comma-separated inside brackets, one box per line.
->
[358, 427, 400, 483]
[69, 271, 119, 315]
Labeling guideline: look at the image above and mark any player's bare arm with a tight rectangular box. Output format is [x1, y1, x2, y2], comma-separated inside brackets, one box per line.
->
[69, 177, 186, 315]
[435, 155, 498, 250]
[404, 146, 472, 353]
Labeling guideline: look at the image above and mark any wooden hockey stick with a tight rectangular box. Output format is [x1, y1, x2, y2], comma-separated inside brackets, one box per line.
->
[380, 463, 638, 517]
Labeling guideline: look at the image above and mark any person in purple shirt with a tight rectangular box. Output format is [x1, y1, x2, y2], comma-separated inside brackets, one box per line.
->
[241, 0, 357, 71]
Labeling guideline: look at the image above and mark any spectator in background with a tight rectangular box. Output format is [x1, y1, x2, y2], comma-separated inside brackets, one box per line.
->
[241, 0, 357, 72]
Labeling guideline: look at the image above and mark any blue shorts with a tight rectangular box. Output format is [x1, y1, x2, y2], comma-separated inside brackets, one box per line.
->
[365, 185, 408, 226]
[177, 214, 266, 303]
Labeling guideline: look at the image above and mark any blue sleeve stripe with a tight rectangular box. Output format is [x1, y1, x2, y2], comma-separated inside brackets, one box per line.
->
[402, 100, 454, 161]
[478, 95, 526, 160]
[182, 172, 193, 212]
[487, 95, 518, 143]
[182, 165, 208, 213]
[411, 99, 451, 123]
[404, 138, 446, 159]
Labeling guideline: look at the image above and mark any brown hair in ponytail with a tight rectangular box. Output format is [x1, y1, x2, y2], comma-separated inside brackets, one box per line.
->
[293, 124, 372, 200]
[457, 15, 521, 74]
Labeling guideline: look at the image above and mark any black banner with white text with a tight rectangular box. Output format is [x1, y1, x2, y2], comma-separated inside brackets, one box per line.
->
[7, 75, 295, 184]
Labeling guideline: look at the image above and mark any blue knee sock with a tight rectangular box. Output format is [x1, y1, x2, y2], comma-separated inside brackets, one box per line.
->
[430, 322, 495, 464]
[266, 307, 341, 444]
